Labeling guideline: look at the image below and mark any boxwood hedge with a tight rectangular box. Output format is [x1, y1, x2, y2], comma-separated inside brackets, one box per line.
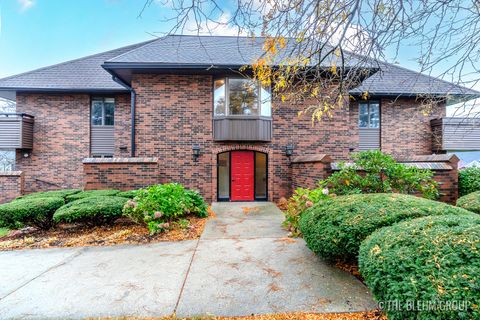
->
[359, 214, 480, 320]
[457, 190, 480, 214]
[116, 190, 139, 199]
[299, 193, 472, 261]
[459, 167, 480, 197]
[53, 196, 128, 226]
[0, 197, 65, 229]
[65, 190, 120, 202]
[16, 189, 81, 200]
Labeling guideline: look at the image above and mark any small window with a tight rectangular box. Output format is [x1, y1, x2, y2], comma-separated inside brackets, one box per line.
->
[359, 101, 380, 128]
[0, 150, 15, 171]
[214, 78, 272, 117]
[91, 98, 115, 126]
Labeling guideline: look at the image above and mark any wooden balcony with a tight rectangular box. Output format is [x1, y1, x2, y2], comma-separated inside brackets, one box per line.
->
[213, 116, 272, 142]
[431, 117, 480, 151]
[0, 113, 34, 149]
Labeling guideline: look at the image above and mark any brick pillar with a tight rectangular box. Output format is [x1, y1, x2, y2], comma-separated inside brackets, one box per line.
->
[290, 154, 332, 191]
[0, 171, 24, 204]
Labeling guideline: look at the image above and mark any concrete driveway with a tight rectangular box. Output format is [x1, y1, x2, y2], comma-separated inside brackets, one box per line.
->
[0, 202, 376, 319]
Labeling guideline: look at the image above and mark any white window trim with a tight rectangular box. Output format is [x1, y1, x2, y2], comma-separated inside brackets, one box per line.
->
[91, 97, 115, 126]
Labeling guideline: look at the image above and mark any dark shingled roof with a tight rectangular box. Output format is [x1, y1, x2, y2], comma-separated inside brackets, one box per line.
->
[349, 62, 479, 97]
[0, 35, 477, 98]
[0, 39, 156, 93]
[105, 35, 370, 68]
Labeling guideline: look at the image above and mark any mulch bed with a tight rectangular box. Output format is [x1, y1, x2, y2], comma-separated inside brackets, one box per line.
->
[93, 310, 386, 319]
[0, 209, 214, 251]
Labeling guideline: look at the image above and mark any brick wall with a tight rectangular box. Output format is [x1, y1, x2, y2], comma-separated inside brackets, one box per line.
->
[400, 154, 459, 204]
[0, 171, 24, 204]
[83, 158, 161, 191]
[290, 154, 459, 204]
[15, 78, 448, 202]
[15, 93, 131, 193]
[379, 98, 446, 158]
[290, 155, 332, 190]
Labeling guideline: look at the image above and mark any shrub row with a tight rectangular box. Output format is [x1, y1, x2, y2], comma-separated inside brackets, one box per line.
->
[359, 214, 480, 320]
[53, 196, 128, 226]
[0, 188, 137, 229]
[457, 190, 480, 214]
[0, 197, 65, 229]
[299, 193, 471, 261]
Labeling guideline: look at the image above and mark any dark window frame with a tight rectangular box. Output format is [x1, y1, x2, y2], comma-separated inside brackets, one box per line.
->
[358, 100, 380, 129]
[213, 77, 272, 117]
[91, 97, 115, 126]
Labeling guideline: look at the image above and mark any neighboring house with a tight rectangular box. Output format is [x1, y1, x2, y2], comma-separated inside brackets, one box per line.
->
[0, 35, 478, 203]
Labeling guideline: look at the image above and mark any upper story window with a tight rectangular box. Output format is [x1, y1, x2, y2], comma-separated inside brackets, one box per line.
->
[214, 77, 271, 117]
[359, 101, 380, 128]
[91, 98, 115, 126]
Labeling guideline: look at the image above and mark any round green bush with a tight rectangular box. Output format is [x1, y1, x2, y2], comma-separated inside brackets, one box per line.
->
[53, 196, 128, 226]
[299, 193, 472, 261]
[359, 214, 480, 320]
[457, 190, 480, 214]
[116, 190, 139, 199]
[459, 167, 480, 197]
[65, 190, 120, 202]
[0, 197, 65, 229]
[16, 189, 81, 201]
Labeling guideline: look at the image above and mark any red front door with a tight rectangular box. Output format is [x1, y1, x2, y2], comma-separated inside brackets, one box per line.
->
[230, 151, 255, 201]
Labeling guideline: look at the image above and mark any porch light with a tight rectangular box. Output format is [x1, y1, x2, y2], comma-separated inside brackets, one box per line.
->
[192, 145, 201, 162]
[285, 145, 294, 157]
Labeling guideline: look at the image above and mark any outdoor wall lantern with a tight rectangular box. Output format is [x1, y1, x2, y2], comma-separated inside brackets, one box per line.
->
[285, 145, 294, 157]
[192, 145, 201, 162]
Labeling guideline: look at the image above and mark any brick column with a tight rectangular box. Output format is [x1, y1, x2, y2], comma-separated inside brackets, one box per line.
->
[0, 171, 24, 204]
[290, 154, 332, 191]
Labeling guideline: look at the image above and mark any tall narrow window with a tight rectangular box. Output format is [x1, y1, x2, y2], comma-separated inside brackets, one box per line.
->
[213, 77, 271, 117]
[218, 152, 230, 199]
[358, 101, 380, 150]
[359, 101, 380, 128]
[91, 98, 115, 157]
[255, 152, 267, 199]
[91, 98, 115, 126]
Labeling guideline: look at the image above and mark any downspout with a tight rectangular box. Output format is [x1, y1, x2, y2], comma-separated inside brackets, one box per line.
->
[112, 76, 136, 157]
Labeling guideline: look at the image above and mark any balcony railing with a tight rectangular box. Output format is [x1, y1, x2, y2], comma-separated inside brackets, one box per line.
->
[213, 116, 272, 142]
[431, 117, 480, 151]
[0, 113, 34, 149]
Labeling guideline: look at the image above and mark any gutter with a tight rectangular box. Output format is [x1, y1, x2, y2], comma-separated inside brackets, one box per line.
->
[111, 76, 136, 157]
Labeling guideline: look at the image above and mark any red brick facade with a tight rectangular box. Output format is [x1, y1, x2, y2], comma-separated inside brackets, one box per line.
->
[0, 171, 24, 203]
[291, 155, 332, 190]
[83, 158, 161, 191]
[12, 75, 450, 203]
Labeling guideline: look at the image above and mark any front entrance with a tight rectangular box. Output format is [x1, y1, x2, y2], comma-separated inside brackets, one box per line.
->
[217, 150, 267, 201]
[231, 151, 255, 201]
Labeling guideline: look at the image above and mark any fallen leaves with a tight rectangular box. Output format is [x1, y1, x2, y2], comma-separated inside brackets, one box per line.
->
[0, 215, 209, 251]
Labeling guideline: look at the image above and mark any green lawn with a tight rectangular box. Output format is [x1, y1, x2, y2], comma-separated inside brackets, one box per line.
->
[0, 227, 9, 237]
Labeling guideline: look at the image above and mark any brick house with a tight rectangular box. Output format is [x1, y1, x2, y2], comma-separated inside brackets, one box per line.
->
[0, 35, 478, 204]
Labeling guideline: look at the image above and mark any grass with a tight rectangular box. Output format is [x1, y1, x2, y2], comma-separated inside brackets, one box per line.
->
[0, 227, 9, 237]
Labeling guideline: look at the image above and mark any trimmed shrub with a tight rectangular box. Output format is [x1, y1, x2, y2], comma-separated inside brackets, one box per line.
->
[16, 189, 81, 200]
[123, 183, 208, 234]
[359, 214, 480, 320]
[65, 189, 120, 202]
[299, 193, 472, 261]
[53, 196, 128, 226]
[459, 167, 480, 197]
[0, 197, 65, 229]
[457, 190, 480, 214]
[117, 190, 140, 199]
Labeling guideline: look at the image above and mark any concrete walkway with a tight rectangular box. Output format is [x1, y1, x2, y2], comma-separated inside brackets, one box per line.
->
[0, 202, 376, 319]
